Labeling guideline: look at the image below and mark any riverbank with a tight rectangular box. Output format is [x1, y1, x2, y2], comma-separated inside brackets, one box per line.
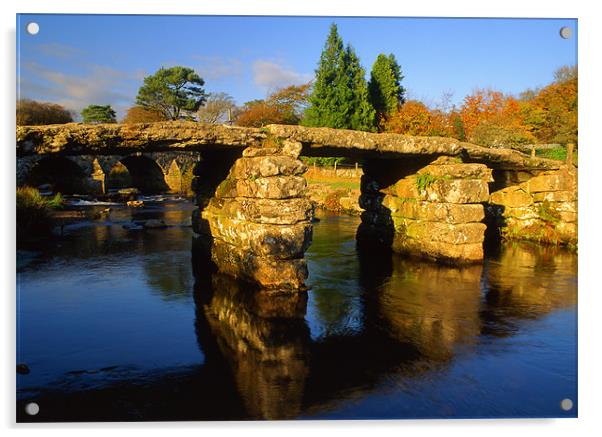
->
[304, 166, 362, 215]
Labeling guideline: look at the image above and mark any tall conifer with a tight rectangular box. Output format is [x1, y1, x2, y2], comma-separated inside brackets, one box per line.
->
[303, 23, 375, 131]
[368, 53, 405, 126]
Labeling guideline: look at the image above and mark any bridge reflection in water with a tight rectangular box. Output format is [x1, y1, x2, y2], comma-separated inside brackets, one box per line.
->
[17, 211, 577, 421]
[189, 221, 576, 420]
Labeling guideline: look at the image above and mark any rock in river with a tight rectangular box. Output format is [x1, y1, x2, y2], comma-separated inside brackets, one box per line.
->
[142, 219, 168, 229]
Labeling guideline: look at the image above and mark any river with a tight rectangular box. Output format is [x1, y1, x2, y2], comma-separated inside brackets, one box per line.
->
[16, 198, 577, 421]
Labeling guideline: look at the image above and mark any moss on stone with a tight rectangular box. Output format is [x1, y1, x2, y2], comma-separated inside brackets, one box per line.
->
[537, 200, 561, 223]
[415, 173, 438, 193]
[215, 177, 236, 198]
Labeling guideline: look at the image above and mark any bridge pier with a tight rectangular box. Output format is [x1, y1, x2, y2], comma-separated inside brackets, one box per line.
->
[489, 166, 578, 246]
[16, 122, 578, 274]
[88, 158, 106, 194]
[358, 156, 492, 263]
[192, 140, 314, 290]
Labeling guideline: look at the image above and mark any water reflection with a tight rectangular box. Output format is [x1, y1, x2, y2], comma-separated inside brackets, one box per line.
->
[193, 274, 309, 419]
[190, 235, 577, 419]
[143, 256, 193, 301]
[481, 243, 578, 337]
[16, 208, 577, 421]
[373, 259, 483, 361]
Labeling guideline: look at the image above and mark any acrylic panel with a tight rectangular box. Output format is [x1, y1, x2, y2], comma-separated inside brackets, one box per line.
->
[16, 14, 578, 422]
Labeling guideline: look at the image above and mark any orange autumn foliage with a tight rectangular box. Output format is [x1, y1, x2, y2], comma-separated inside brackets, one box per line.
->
[236, 83, 311, 128]
[383, 66, 576, 148]
[459, 89, 534, 146]
[521, 73, 577, 145]
[384, 100, 452, 137]
[236, 101, 291, 127]
[122, 106, 168, 124]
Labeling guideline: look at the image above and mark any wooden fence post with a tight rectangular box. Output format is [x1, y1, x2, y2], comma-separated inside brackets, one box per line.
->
[566, 143, 574, 166]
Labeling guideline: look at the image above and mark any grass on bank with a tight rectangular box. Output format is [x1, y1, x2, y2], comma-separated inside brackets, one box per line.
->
[535, 146, 578, 165]
[304, 167, 361, 191]
[17, 187, 64, 242]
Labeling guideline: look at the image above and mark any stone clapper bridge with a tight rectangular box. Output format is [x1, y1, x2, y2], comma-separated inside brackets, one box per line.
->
[17, 122, 578, 292]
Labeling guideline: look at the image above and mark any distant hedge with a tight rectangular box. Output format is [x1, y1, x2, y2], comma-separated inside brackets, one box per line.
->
[17, 99, 73, 126]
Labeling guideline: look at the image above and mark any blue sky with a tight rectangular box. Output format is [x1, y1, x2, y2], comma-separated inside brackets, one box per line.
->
[16, 14, 577, 120]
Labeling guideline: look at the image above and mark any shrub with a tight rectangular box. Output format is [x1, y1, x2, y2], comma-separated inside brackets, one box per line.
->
[122, 106, 168, 123]
[301, 157, 345, 167]
[17, 99, 73, 125]
[16, 187, 63, 242]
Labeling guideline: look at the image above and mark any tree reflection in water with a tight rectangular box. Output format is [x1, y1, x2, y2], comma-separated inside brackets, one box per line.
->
[16, 210, 577, 421]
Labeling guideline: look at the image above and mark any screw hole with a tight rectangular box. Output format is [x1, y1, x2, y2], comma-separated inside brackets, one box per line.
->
[559, 27, 572, 39]
[26, 22, 40, 35]
[560, 398, 573, 411]
[25, 402, 39, 416]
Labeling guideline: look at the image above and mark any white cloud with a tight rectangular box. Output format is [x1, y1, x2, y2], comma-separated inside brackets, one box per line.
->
[191, 55, 243, 81]
[35, 42, 82, 59]
[252, 60, 312, 91]
[20, 61, 137, 119]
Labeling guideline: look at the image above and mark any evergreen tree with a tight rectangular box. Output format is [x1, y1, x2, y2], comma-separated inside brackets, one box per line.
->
[368, 53, 405, 125]
[81, 104, 116, 124]
[136, 66, 206, 120]
[345, 46, 376, 131]
[303, 23, 375, 131]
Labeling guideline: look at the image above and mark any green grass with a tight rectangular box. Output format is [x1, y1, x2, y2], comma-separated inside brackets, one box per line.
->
[535, 146, 578, 164]
[16, 187, 64, 242]
[17, 187, 63, 210]
[306, 179, 360, 190]
[301, 156, 346, 167]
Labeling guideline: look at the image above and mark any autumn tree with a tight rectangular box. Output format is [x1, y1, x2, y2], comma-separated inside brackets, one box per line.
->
[458, 89, 534, 147]
[368, 53, 405, 128]
[236, 102, 279, 127]
[81, 104, 117, 124]
[521, 65, 577, 145]
[385, 100, 451, 136]
[136, 66, 206, 120]
[450, 112, 466, 141]
[554, 65, 577, 83]
[385, 66, 576, 148]
[236, 83, 311, 127]
[303, 23, 375, 131]
[17, 100, 73, 125]
[122, 106, 168, 123]
[268, 83, 311, 122]
[197, 92, 237, 124]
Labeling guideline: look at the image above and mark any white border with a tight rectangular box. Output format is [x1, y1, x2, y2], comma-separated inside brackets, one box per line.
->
[3, 1, 601, 436]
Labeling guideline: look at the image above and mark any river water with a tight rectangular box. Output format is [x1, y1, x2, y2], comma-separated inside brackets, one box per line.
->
[16, 199, 577, 421]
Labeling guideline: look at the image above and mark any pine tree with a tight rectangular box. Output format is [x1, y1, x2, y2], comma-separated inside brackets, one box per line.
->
[345, 45, 376, 131]
[368, 53, 405, 125]
[303, 23, 375, 131]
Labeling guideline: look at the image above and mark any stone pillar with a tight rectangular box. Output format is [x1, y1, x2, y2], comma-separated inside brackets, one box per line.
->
[192, 140, 314, 290]
[86, 158, 106, 194]
[358, 156, 491, 263]
[489, 167, 578, 246]
[164, 160, 183, 193]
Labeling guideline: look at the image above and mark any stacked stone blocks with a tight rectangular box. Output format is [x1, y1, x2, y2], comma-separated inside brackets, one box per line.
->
[192, 139, 314, 290]
[489, 166, 577, 246]
[360, 156, 492, 262]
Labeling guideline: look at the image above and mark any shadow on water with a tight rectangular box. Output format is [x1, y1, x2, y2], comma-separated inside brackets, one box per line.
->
[17, 210, 577, 421]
